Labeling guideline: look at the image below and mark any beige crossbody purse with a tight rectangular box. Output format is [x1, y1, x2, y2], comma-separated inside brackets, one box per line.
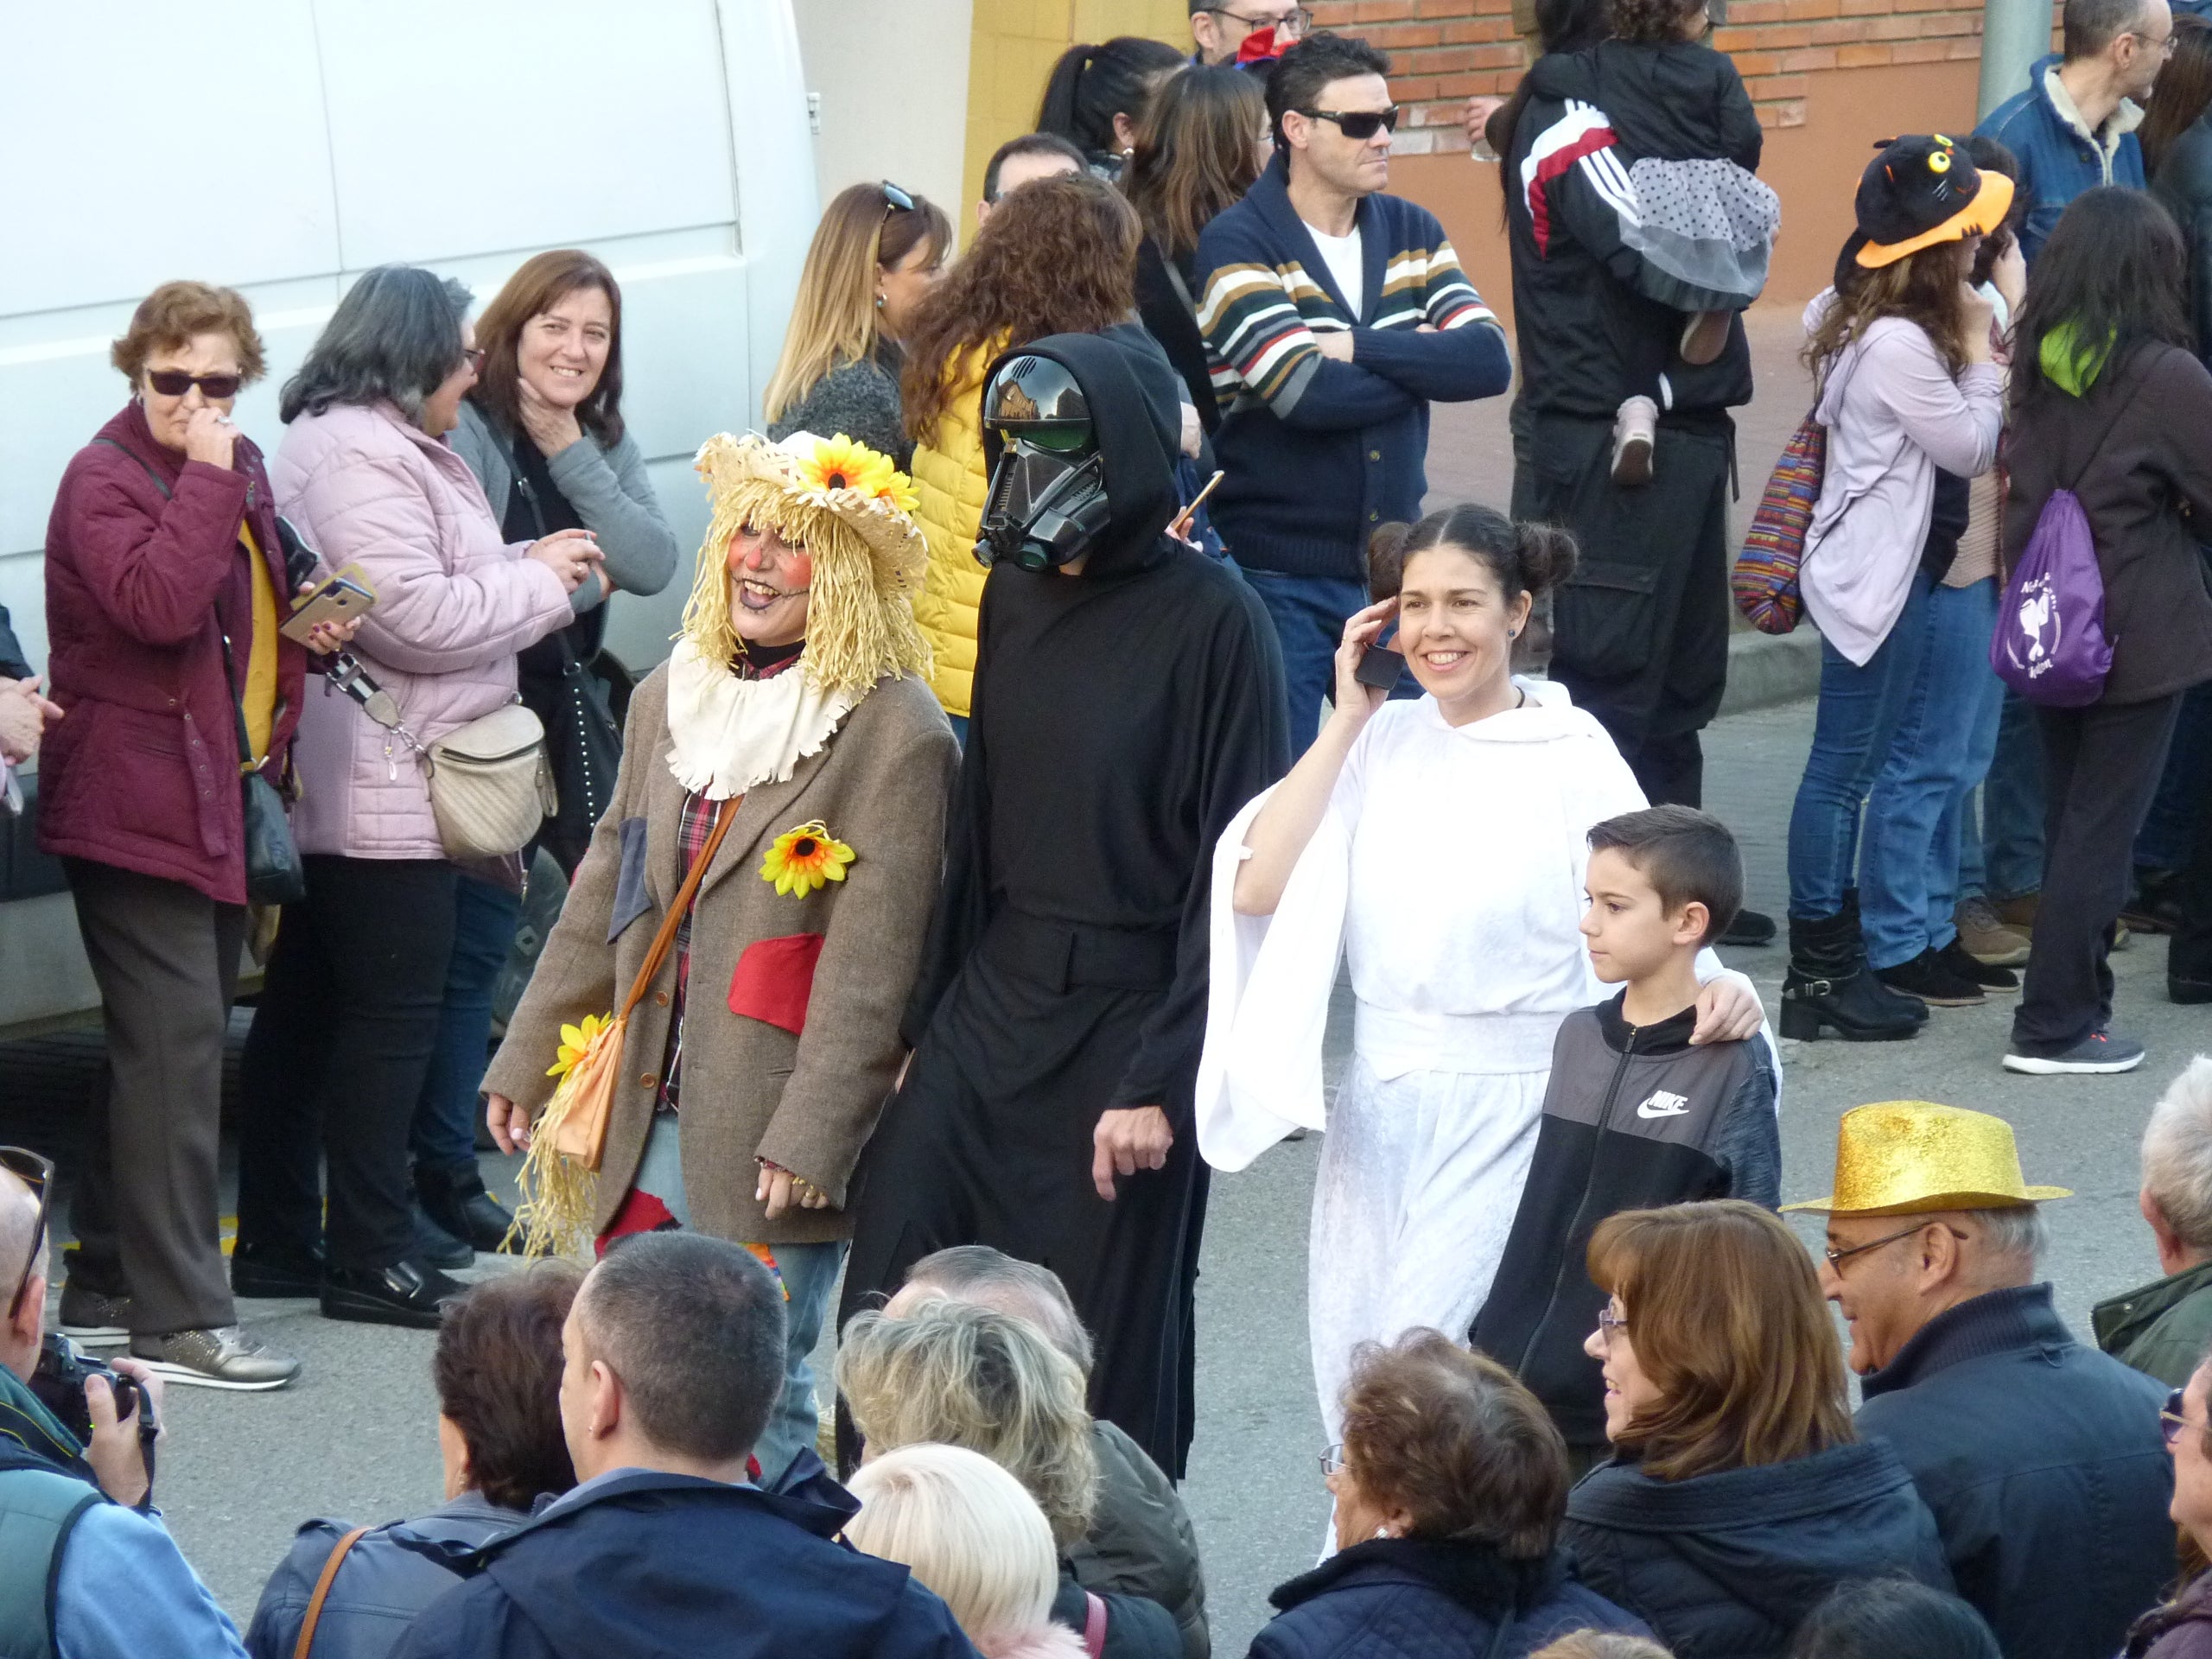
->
[324, 655, 556, 859]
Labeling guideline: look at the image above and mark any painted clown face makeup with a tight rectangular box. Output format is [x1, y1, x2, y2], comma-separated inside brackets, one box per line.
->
[726, 520, 814, 647]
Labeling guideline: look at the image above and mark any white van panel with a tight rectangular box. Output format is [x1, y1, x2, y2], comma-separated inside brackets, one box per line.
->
[0, 0, 817, 1033]
[314, 3, 741, 267]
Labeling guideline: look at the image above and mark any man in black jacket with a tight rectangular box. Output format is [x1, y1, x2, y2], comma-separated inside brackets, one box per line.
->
[1502, 47, 1764, 951]
[394, 1233, 973, 1659]
[1794, 1102, 2171, 1659]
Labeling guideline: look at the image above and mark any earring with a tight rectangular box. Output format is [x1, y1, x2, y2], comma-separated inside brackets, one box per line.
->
[874, 293, 886, 309]
[1507, 628, 1517, 638]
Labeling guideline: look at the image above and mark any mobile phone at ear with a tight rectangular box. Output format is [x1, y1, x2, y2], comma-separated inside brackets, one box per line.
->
[1354, 645, 1407, 690]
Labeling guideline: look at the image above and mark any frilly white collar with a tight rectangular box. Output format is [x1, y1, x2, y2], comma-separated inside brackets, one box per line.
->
[664, 637, 857, 800]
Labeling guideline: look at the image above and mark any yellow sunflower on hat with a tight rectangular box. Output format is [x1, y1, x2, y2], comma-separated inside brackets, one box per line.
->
[796, 433, 918, 516]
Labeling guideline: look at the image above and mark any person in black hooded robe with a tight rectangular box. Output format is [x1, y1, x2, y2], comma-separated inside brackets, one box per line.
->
[840, 329, 1288, 1481]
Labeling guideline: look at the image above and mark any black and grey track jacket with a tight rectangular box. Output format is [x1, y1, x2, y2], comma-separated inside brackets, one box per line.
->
[1471, 991, 1779, 1448]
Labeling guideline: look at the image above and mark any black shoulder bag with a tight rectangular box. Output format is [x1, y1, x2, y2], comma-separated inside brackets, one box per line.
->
[95, 439, 305, 904]
[513, 461, 623, 876]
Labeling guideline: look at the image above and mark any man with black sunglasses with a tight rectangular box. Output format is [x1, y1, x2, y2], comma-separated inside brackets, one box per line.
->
[1196, 31, 1511, 742]
[0, 1154, 250, 1657]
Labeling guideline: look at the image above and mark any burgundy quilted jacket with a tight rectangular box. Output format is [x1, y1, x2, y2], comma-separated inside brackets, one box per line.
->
[39, 402, 307, 904]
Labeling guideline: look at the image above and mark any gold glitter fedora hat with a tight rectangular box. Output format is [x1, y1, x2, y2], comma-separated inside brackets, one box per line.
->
[1783, 1101, 2072, 1217]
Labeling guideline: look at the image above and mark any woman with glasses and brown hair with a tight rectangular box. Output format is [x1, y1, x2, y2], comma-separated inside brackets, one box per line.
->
[1564, 1200, 1950, 1659]
[40, 282, 361, 1390]
[765, 182, 952, 467]
[2126, 1355, 2212, 1658]
[1253, 1331, 1647, 1659]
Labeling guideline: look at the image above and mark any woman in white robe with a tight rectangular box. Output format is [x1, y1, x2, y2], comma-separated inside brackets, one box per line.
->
[1197, 505, 1765, 1435]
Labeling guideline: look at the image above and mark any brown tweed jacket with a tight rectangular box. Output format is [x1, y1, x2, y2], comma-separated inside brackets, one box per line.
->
[482, 663, 957, 1244]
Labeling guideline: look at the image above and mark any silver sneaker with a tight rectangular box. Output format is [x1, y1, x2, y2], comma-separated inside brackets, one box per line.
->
[58, 1282, 132, 1349]
[129, 1326, 302, 1391]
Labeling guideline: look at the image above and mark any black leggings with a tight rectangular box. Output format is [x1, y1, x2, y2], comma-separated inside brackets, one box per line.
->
[237, 856, 458, 1272]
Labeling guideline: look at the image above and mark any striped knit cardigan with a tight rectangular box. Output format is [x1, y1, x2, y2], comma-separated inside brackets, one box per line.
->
[1193, 154, 1511, 581]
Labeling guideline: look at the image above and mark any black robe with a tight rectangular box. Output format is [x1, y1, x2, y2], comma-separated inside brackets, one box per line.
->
[841, 331, 1288, 1478]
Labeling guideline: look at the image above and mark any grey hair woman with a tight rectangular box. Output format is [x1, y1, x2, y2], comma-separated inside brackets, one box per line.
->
[233, 265, 599, 1332]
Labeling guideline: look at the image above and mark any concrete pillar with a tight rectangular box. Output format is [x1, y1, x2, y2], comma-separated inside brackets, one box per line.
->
[1980, 0, 2054, 118]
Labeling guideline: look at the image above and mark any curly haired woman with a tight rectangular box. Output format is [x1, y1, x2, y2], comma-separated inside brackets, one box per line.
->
[900, 172, 1162, 738]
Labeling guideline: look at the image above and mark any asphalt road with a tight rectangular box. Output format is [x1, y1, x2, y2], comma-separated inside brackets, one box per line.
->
[11, 692, 2212, 1654]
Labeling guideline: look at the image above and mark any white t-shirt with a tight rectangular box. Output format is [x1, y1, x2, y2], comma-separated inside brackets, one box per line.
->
[1304, 220, 1363, 319]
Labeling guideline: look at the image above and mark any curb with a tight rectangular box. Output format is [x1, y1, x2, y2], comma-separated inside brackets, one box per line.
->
[1719, 627, 1821, 716]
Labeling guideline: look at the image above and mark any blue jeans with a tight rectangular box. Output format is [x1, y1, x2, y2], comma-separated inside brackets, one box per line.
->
[1974, 690, 2047, 900]
[1861, 579, 1999, 968]
[1787, 574, 1931, 919]
[1238, 566, 1414, 742]
[409, 874, 523, 1173]
[630, 1114, 844, 1484]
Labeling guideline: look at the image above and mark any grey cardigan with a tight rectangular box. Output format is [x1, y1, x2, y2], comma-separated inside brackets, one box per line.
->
[766, 349, 909, 468]
[452, 400, 680, 614]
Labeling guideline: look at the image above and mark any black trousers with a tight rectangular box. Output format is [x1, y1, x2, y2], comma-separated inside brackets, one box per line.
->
[62, 858, 244, 1335]
[237, 855, 458, 1272]
[2172, 718, 2212, 988]
[2014, 696, 2182, 1053]
[841, 942, 1204, 1481]
[1515, 411, 1732, 808]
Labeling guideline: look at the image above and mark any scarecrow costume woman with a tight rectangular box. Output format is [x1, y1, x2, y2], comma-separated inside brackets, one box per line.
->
[482, 430, 957, 1481]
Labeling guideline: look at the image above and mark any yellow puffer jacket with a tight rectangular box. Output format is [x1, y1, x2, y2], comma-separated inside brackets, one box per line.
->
[909, 342, 1000, 719]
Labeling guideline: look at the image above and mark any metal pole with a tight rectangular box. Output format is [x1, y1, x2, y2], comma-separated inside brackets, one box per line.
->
[1980, 0, 2054, 118]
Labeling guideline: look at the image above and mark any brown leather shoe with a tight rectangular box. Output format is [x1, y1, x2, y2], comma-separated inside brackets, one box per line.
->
[1954, 897, 2030, 967]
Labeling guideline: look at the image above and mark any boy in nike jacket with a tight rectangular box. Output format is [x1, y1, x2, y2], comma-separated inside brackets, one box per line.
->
[1471, 805, 1779, 1465]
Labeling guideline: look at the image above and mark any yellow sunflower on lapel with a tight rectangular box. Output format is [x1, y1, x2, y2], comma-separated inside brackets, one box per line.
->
[761, 820, 855, 896]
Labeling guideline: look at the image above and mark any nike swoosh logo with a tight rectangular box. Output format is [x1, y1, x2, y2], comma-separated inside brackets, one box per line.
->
[1637, 1102, 1689, 1118]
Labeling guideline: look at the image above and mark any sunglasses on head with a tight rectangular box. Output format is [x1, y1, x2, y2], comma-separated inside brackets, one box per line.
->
[880, 181, 916, 220]
[3, 1146, 54, 1324]
[1305, 105, 1399, 140]
[145, 370, 242, 400]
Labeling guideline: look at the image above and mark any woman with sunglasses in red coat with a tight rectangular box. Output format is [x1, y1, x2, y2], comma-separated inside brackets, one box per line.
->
[40, 282, 352, 1392]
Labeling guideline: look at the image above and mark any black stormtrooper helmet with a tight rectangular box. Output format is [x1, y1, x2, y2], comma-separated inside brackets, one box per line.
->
[976, 353, 1115, 572]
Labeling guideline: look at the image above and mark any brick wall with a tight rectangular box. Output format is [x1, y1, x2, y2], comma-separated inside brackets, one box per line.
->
[1306, 0, 1999, 150]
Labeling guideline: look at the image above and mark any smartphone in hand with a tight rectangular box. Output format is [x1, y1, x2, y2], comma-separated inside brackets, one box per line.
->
[1354, 645, 1407, 690]
[280, 564, 378, 645]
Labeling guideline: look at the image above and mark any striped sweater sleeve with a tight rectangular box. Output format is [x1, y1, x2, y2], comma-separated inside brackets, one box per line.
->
[1347, 219, 1512, 403]
[1194, 216, 1416, 429]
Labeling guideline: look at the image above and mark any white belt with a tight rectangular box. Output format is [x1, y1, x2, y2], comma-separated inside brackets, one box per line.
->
[1353, 1005, 1566, 1080]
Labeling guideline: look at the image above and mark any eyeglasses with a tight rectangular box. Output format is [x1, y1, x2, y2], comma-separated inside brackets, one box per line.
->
[1821, 1222, 1964, 1273]
[145, 369, 242, 400]
[1205, 5, 1313, 33]
[1304, 106, 1401, 141]
[1595, 1306, 1631, 1347]
[3, 1147, 54, 1323]
[1318, 1441, 1346, 1477]
[461, 347, 487, 373]
[2165, 1389, 2196, 1448]
[2127, 27, 2177, 54]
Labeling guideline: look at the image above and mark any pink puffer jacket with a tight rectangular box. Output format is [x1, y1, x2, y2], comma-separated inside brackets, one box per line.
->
[270, 401, 572, 860]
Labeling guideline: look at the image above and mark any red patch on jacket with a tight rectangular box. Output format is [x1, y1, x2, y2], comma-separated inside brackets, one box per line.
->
[596, 1188, 679, 1255]
[728, 933, 825, 1035]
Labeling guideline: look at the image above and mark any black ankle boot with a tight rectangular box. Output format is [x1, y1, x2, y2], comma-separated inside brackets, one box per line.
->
[1781, 908, 1925, 1042]
[416, 1160, 515, 1254]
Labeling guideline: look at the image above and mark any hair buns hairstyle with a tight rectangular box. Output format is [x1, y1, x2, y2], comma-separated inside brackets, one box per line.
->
[1390, 503, 1578, 604]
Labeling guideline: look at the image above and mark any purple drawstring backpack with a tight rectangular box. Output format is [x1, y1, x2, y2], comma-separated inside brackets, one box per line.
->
[1991, 410, 2119, 707]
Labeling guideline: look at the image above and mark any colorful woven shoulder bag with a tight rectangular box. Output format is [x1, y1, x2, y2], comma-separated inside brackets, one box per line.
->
[1732, 410, 1826, 635]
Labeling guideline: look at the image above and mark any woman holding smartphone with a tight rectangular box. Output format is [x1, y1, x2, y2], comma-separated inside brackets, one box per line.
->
[1198, 503, 1763, 1443]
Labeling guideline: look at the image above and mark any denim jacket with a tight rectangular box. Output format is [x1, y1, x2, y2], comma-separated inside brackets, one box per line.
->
[1974, 55, 2146, 264]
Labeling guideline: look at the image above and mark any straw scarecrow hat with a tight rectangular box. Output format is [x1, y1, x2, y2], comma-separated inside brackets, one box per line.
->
[681, 430, 930, 697]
